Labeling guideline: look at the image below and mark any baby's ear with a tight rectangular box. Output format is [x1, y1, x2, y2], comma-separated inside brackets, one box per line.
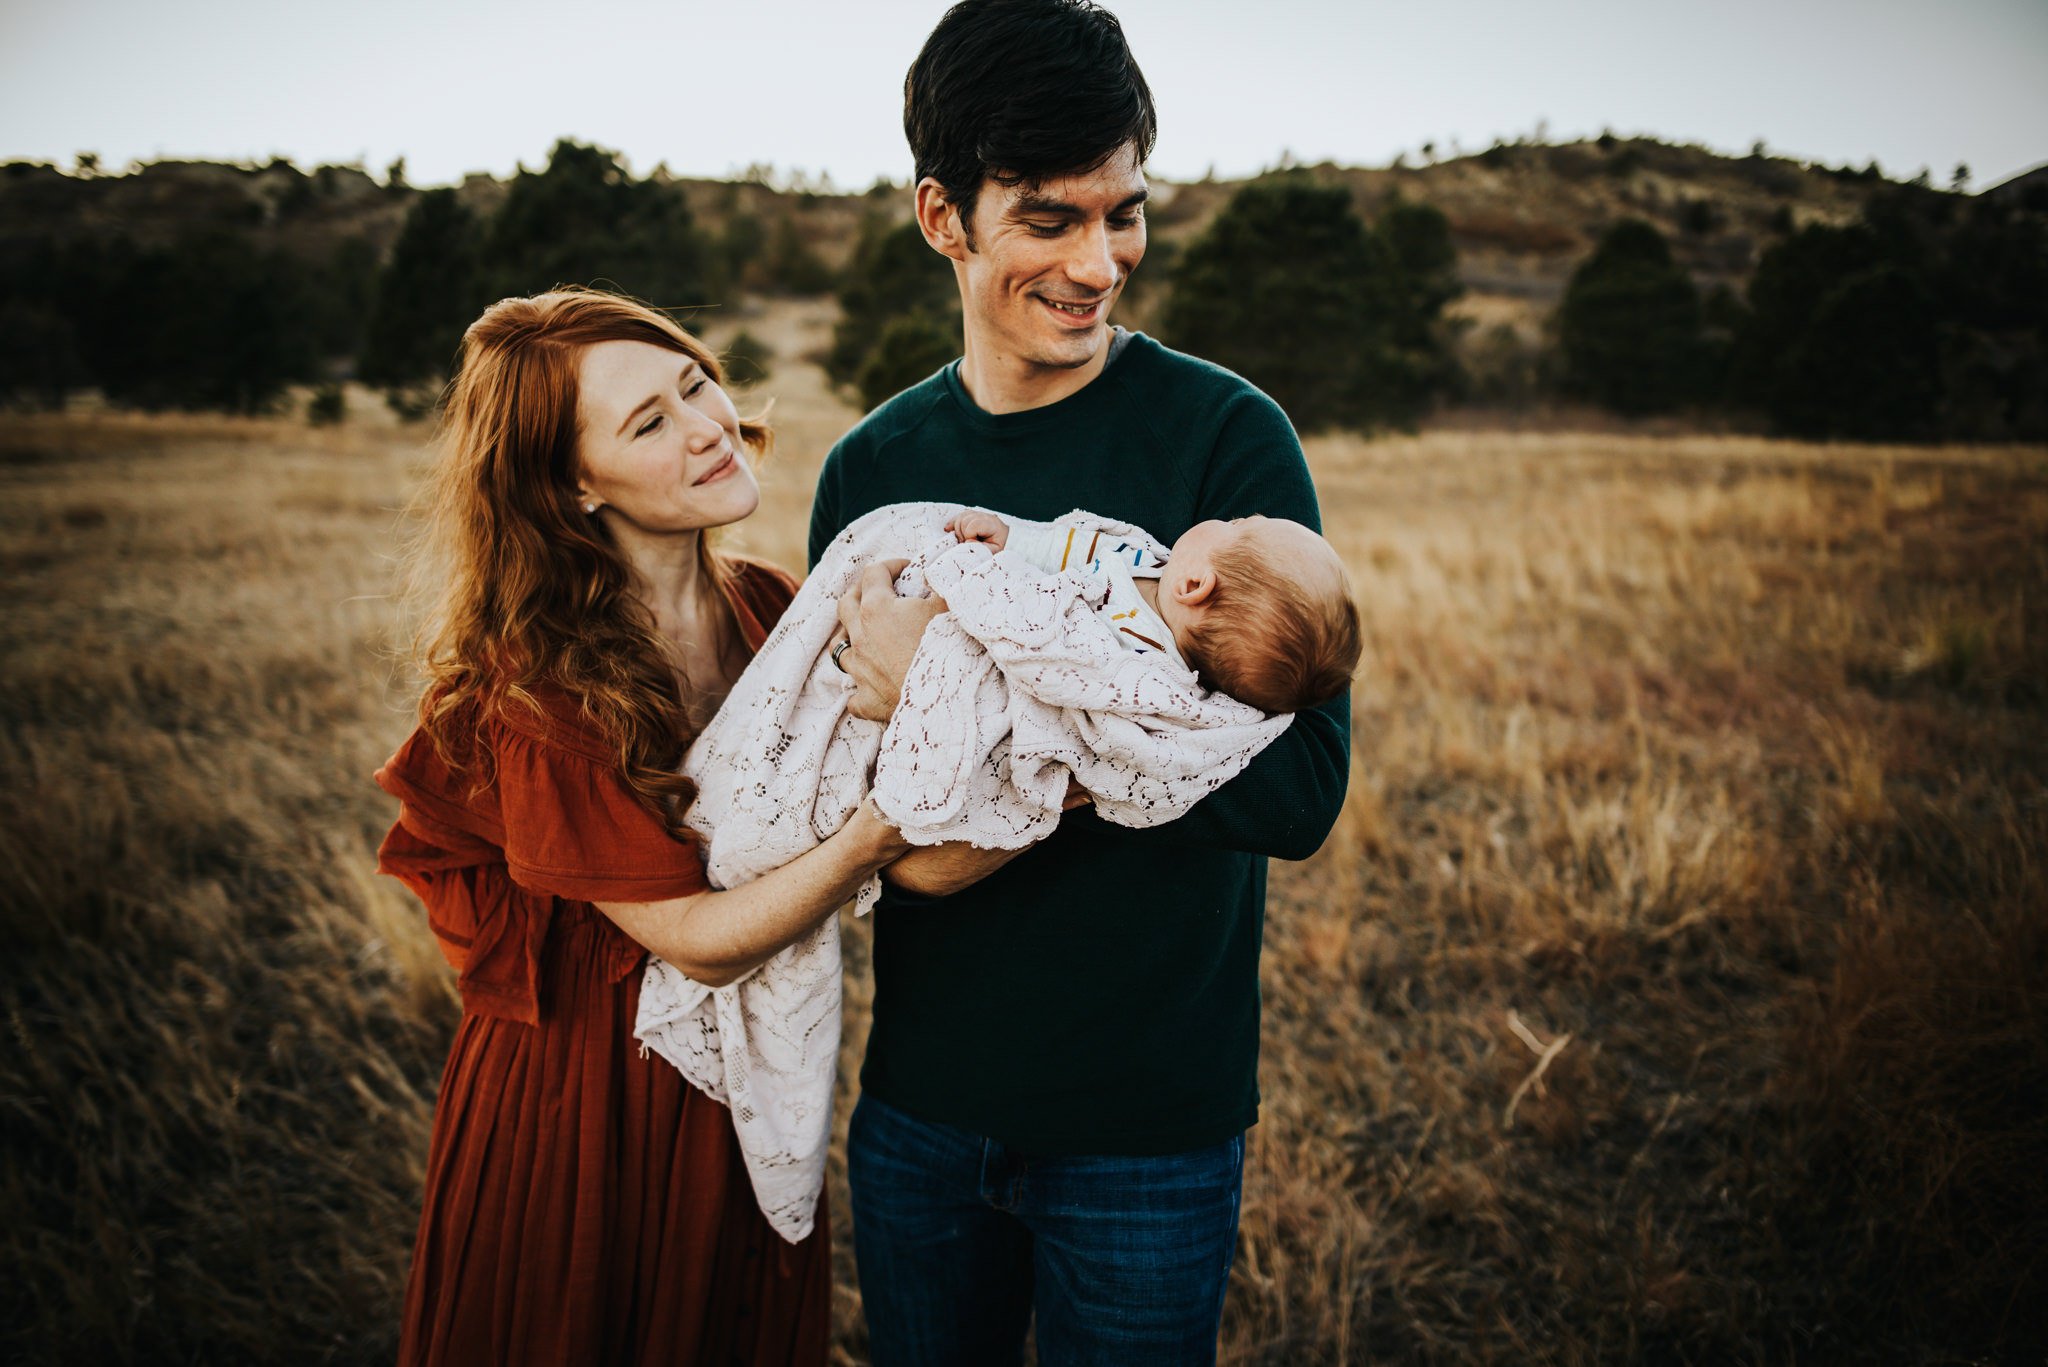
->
[1172, 566, 1218, 606]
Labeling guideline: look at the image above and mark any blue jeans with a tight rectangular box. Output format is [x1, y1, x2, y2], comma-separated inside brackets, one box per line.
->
[847, 1092, 1245, 1367]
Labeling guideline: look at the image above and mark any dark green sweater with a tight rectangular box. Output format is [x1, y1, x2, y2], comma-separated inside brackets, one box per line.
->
[808, 332, 1351, 1154]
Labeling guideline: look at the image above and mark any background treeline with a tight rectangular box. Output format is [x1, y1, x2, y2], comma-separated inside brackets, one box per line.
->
[1, 137, 2043, 439]
[0, 142, 787, 416]
[1556, 186, 2048, 440]
[354, 141, 730, 412]
[825, 167, 2047, 440]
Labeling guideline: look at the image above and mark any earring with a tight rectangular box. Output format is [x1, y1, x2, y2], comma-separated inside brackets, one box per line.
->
[582, 501, 597, 514]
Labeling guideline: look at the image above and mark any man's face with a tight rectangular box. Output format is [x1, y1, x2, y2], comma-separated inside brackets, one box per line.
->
[954, 144, 1148, 375]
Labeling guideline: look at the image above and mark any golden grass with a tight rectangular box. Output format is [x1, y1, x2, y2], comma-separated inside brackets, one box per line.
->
[3, 323, 2044, 1363]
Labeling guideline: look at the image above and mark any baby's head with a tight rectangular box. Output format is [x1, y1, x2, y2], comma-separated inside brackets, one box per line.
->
[1161, 516, 1361, 714]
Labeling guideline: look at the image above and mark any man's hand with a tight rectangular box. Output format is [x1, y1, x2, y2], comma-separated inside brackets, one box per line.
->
[944, 509, 1011, 550]
[836, 559, 947, 723]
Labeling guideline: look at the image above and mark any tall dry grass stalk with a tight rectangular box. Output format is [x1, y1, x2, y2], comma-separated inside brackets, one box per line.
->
[3, 311, 2043, 1363]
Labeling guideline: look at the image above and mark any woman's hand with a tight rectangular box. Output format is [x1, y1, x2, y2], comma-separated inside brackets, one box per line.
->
[835, 559, 948, 723]
[846, 795, 915, 863]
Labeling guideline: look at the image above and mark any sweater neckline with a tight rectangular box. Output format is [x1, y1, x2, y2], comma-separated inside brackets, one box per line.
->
[940, 329, 1149, 433]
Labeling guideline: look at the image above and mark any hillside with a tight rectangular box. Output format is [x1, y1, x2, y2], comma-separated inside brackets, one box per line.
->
[11, 137, 2036, 440]
[0, 137, 1905, 330]
[1155, 140, 1882, 327]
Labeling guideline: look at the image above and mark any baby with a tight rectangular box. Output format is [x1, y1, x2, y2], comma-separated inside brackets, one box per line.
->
[637, 501, 1358, 1233]
[945, 508, 1362, 714]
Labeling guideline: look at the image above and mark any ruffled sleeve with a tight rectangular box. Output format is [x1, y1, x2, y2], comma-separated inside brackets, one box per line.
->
[489, 708, 709, 903]
[374, 703, 708, 1025]
[370, 558, 791, 1025]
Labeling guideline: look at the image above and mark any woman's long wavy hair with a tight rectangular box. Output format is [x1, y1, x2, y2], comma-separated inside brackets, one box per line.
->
[406, 286, 771, 838]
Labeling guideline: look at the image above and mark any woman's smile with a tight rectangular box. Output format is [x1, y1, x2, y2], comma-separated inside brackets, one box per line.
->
[693, 450, 738, 486]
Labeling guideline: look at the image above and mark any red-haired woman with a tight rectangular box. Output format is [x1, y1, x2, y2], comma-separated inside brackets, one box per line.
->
[373, 289, 910, 1366]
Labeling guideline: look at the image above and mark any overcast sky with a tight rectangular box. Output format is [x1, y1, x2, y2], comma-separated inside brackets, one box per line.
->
[2, 0, 2042, 191]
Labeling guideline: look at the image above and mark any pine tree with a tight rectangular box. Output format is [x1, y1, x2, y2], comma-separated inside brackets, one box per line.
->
[1778, 266, 1939, 439]
[1734, 192, 2043, 440]
[357, 188, 482, 387]
[826, 217, 957, 388]
[1729, 224, 1881, 410]
[484, 140, 717, 309]
[856, 312, 959, 411]
[1557, 219, 1706, 414]
[1375, 198, 1464, 415]
[757, 214, 836, 295]
[1162, 176, 1455, 431]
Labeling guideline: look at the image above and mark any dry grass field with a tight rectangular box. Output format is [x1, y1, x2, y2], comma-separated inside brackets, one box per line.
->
[3, 306, 2044, 1365]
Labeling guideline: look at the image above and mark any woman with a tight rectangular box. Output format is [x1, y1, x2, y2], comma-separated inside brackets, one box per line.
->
[373, 288, 913, 1366]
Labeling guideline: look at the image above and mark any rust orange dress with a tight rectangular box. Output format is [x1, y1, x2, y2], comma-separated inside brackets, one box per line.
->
[373, 559, 830, 1367]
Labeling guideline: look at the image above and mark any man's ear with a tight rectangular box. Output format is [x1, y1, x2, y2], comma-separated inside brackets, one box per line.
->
[914, 177, 972, 264]
[1171, 566, 1218, 607]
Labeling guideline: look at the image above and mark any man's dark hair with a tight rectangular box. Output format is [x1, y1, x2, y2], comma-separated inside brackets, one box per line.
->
[904, 0, 1156, 241]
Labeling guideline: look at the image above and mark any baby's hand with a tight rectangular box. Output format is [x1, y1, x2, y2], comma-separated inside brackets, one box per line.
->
[944, 509, 1011, 550]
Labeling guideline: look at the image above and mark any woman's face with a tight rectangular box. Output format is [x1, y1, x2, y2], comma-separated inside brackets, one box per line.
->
[575, 339, 760, 535]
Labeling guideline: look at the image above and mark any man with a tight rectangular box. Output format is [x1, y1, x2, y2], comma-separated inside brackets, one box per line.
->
[813, 2, 1350, 1361]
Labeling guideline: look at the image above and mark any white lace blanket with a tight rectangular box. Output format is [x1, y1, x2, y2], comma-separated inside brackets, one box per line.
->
[633, 501, 1292, 1241]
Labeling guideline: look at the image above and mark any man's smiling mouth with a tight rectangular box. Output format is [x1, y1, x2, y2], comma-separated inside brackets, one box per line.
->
[1041, 297, 1105, 322]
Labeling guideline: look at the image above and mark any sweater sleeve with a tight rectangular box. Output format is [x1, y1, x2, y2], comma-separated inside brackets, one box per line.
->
[1132, 389, 1352, 860]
